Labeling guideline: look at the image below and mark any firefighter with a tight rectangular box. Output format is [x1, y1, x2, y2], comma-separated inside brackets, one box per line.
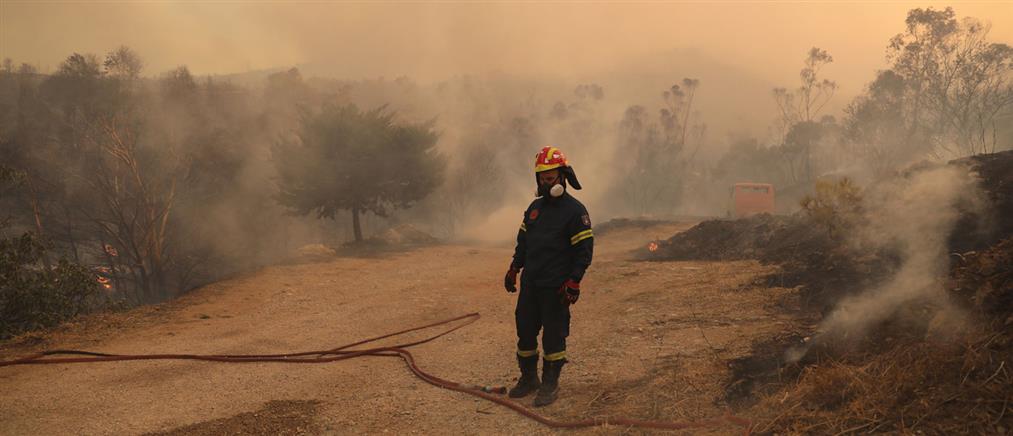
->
[503, 145, 593, 407]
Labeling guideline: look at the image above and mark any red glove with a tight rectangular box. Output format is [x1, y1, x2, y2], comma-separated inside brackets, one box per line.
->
[560, 279, 580, 305]
[504, 267, 520, 293]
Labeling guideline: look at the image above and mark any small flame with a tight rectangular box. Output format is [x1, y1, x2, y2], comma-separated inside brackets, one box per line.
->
[648, 241, 659, 252]
[96, 276, 113, 290]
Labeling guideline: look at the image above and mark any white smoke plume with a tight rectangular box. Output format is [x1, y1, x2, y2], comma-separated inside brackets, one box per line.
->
[787, 165, 989, 362]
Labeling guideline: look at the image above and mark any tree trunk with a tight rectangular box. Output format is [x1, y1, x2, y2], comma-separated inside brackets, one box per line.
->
[64, 205, 80, 263]
[24, 175, 52, 271]
[351, 207, 363, 242]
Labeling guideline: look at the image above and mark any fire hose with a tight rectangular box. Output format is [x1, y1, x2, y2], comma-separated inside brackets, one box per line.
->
[1, 312, 752, 433]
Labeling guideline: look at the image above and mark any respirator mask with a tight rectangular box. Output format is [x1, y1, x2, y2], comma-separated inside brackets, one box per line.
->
[537, 182, 565, 198]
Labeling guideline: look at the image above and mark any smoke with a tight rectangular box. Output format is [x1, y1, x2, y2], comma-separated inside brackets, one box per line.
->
[7, 3, 1013, 92]
[787, 165, 988, 362]
[457, 203, 526, 244]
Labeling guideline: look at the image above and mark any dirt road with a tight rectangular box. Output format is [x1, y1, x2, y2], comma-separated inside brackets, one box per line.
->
[0, 223, 799, 435]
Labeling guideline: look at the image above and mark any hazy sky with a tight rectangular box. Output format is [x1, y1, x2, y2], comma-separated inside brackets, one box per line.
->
[2, 1, 1011, 95]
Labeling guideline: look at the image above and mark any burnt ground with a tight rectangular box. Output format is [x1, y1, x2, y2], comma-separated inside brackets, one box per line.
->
[641, 213, 897, 314]
[594, 218, 682, 237]
[644, 151, 1013, 434]
[145, 400, 323, 436]
[951, 150, 1013, 250]
[723, 332, 809, 409]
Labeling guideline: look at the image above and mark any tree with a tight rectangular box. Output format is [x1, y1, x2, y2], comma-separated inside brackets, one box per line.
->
[612, 80, 706, 215]
[548, 83, 608, 158]
[616, 105, 666, 214]
[440, 137, 503, 237]
[58, 110, 187, 303]
[57, 53, 103, 78]
[12, 54, 118, 270]
[2, 49, 321, 310]
[844, 70, 925, 176]
[770, 48, 838, 184]
[272, 104, 446, 242]
[887, 7, 1013, 156]
[25, 56, 194, 303]
[616, 104, 676, 215]
[574, 84, 604, 101]
[265, 67, 311, 103]
[0, 162, 99, 339]
[103, 46, 143, 80]
[797, 48, 837, 123]
[660, 78, 703, 160]
[43, 52, 112, 120]
[162, 66, 198, 102]
[713, 137, 784, 187]
[779, 118, 839, 184]
[773, 47, 838, 140]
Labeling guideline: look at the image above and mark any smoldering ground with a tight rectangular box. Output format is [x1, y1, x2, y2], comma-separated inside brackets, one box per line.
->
[786, 165, 990, 362]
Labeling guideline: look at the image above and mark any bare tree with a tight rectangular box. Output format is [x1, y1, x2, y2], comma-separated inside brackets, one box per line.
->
[661, 78, 702, 154]
[76, 114, 184, 303]
[798, 48, 838, 122]
[773, 47, 838, 141]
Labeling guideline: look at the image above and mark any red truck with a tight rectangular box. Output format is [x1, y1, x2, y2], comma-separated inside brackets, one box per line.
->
[728, 182, 775, 218]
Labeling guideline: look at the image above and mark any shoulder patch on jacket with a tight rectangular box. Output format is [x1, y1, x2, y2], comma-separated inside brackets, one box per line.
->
[581, 214, 591, 226]
[530, 209, 540, 220]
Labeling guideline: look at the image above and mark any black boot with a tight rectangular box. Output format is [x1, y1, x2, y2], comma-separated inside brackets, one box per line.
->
[533, 358, 565, 407]
[508, 354, 540, 398]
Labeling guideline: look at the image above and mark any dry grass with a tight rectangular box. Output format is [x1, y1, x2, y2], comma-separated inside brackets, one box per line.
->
[750, 322, 1012, 434]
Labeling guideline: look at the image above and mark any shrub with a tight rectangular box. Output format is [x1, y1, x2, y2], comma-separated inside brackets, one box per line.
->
[800, 177, 862, 239]
[0, 232, 100, 339]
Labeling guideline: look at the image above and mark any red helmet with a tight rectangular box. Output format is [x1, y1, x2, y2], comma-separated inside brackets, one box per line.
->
[533, 145, 582, 190]
[534, 146, 568, 173]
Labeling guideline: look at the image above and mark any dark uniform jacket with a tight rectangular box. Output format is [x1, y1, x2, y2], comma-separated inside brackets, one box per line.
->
[511, 192, 594, 287]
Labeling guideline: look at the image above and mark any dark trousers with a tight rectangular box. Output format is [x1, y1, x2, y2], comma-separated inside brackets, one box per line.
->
[515, 283, 570, 359]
